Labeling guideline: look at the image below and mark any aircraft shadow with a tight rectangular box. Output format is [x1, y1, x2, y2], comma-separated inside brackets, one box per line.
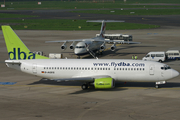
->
[28, 79, 128, 94]
[29, 79, 180, 88]
[28, 80, 180, 95]
[28, 79, 81, 86]
[69, 87, 128, 94]
[115, 82, 180, 88]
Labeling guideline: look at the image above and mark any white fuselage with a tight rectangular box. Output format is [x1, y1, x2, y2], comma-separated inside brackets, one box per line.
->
[5, 59, 179, 83]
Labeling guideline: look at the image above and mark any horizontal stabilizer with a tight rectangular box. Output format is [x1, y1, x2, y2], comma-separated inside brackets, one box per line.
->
[5, 60, 21, 64]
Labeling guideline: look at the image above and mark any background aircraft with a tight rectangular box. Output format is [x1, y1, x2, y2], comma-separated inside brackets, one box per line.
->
[46, 20, 140, 58]
[2, 25, 179, 90]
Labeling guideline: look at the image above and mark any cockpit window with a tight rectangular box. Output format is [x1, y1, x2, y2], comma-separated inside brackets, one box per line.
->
[161, 65, 171, 70]
[75, 46, 85, 48]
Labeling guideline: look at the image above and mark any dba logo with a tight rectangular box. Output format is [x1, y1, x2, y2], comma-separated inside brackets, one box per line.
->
[8, 48, 35, 60]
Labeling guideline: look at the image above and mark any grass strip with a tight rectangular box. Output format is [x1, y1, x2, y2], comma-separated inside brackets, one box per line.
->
[0, 19, 159, 30]
[0, 13, 37, 18]
[72, 9, 180, 15]
[0, 1, 180, 10]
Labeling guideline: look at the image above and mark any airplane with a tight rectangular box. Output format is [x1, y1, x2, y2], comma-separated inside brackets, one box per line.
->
[2, 25, 179, 90]
[46, 20, 140, 58]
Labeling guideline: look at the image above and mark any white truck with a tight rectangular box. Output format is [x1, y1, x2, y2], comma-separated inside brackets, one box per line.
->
[142, 52, 166, 62]
[96, 34, 133, 41]
[166, 50, 180, 60]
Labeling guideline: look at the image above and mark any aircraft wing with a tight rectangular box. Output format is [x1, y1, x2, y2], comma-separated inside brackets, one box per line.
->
[45, 39, 85, 43]
[47, 75, 111, 82]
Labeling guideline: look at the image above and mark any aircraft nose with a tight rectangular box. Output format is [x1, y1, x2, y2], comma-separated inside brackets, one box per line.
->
[74, 48, 84, 55]
[172, 69, 179, 78]
[74, 48, 78, 55]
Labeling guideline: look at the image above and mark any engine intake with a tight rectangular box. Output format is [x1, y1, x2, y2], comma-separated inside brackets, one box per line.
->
[61, 42, 67, 50]
[70, 42, 76, 50]
[100, 43, 106, 51]
[111, 44, 116, 51]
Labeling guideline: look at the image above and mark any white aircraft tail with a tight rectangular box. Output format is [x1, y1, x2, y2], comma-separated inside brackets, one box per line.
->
[99, 21, 106, 38]
[86, 20, 125, 38]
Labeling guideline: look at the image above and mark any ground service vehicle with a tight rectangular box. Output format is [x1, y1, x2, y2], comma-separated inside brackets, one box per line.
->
[142, 52, 166, 62]
[166, 50, 180, 60]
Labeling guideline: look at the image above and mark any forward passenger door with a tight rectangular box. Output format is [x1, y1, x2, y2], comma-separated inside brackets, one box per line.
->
[149, 65, 154, 75]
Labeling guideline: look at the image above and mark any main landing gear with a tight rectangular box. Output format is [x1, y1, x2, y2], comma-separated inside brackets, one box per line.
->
[81, 83, 88, 90]
[155, 84, 159, 89]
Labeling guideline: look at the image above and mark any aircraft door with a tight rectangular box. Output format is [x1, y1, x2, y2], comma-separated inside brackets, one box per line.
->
[149, 65, 154, 75]
[32, 63, 37, 74]
[161, 71, 164, 77]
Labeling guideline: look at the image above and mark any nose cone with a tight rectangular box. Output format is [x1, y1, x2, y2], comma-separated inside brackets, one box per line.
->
[74, 48, 79, 55]
[172, 69, 179, 78]
[74, 48, 86, 55]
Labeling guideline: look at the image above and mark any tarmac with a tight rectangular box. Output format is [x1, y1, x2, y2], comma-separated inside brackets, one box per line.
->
[0, 11, 180, 120]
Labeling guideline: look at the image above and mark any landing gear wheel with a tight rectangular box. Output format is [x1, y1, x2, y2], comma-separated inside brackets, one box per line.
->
[155, 85, 159, 89]
[81, 84, 88, 90]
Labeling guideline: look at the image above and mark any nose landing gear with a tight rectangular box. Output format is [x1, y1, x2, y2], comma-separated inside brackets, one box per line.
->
[155, 81, 166, 88]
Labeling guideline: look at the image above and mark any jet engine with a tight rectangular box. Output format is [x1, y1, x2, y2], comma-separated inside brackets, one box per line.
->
[61, 42, 67, 50]
[100, 43, 106, 51]
[69, 42, 76, 50]
[94, 78, 115, 89]
[111, 44, 116, 51]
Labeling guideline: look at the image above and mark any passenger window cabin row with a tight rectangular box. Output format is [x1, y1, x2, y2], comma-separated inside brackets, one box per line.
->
[44, 67, 110, 70]
[43, 67, 145, 71]
[114, 68, 145, 71]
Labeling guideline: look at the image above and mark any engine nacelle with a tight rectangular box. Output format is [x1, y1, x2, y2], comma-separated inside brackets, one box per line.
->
[100, 43, 106, 51]
[94, 78, 115, 89]
[69, 43, 76, 50]
[111, 44, 116, 51]
[61, 43, 67, 50]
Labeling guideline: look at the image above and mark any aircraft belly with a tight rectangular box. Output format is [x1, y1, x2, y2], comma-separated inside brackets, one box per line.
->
[114, 72, 158, 82]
